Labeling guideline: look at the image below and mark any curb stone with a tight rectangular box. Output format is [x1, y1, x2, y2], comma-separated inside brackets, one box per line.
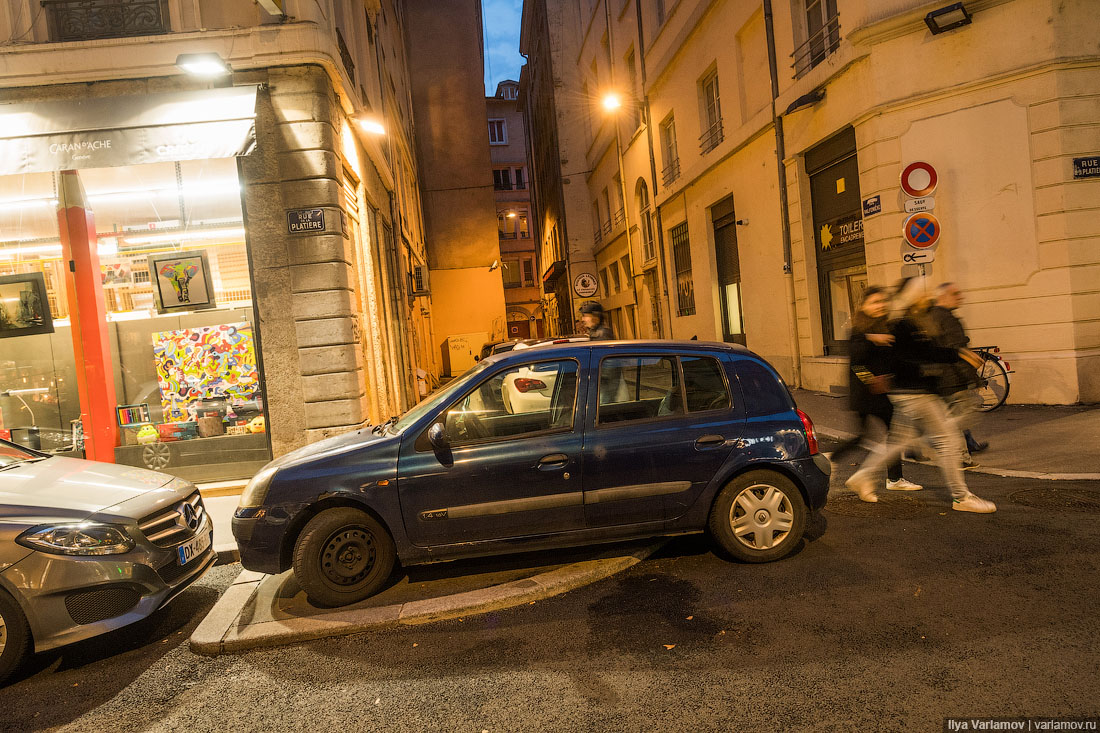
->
[190, 540, 665, 656]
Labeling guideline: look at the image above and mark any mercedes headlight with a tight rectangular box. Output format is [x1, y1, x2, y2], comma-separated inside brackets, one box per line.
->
[238, 464, 279, 509]
[17, 523, 134, 556]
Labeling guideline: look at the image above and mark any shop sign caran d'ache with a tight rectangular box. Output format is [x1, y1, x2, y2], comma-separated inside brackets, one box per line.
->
[818, 214, 864, 253]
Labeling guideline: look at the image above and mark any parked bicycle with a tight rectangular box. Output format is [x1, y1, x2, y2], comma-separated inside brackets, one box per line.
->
[971, 346, 1012, 412]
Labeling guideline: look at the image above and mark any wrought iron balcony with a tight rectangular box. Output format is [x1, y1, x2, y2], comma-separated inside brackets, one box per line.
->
[699, 119, 724, 153]
[602, 219, 613, 235]
[42, 0, 170, 42]
[791, 13, 841, 79]
[662, 157, 681, 187]
[613, 207, 625, 226]
[593, 229, 603, 246]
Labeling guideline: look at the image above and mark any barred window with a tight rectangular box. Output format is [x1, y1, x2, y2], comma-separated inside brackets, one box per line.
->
[669, 222, 695, 316]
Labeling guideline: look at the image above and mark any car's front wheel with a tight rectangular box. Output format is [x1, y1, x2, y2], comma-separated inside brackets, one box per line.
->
[292, 508, 396, 607]
[708, 470, 807, 562]
[0, 590, 31, 685]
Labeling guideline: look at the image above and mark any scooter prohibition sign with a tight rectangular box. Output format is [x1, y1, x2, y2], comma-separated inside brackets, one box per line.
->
[903, 212, 940, 249]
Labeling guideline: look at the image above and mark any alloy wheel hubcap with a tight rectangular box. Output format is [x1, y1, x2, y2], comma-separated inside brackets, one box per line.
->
[321, 527, 376, 587]
[730, 484, 794, 550]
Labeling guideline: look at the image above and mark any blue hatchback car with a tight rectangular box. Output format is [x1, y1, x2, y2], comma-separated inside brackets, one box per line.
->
[233, 341, 830, 607]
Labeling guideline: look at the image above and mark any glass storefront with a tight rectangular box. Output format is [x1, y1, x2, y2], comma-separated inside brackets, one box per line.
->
[0, 158, 271, 482]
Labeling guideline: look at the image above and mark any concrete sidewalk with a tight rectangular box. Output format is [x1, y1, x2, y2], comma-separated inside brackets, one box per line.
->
[792, 389, 1100, 480]
[190, 539, 663, 655]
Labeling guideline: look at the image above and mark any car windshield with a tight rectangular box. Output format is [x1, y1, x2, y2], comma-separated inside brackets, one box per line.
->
[389, 360, 492, 435]
[0, 439, 46, 469]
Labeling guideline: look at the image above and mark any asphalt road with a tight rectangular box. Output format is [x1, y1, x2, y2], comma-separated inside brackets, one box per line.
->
[2, 448, 1099, 732]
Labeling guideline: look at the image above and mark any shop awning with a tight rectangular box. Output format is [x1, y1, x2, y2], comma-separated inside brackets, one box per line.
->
[542, 259, 566, 285]
[0, 85, 259, 177]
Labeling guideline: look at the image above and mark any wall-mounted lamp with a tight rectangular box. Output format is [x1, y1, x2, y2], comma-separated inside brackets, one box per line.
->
[176, 53, 231, 77]
[355, 116, 386, 136]
[784, 87, 825, 115]
[601, 93, 622, 112]
[506, 211, 517, 219]
[924, 2, 972, 35]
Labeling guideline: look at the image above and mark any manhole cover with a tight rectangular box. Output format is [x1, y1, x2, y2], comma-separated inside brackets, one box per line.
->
[1011, 487, 1100, 514]
[825, 492, 936, 519]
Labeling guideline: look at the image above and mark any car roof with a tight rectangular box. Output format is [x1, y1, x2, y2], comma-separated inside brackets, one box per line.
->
[484, 338, 753, 364]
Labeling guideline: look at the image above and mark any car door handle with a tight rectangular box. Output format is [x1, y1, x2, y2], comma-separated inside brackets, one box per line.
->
[538, 453, 570, 470]
[695, 434, 726, 449]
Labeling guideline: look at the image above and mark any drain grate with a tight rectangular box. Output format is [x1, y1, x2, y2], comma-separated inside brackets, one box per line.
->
[1011, 487, 1100, 514]
[825, 492, 937, 519]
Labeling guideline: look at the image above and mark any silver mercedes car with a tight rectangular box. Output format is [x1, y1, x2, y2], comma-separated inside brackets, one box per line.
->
[0, 438, 215, 683]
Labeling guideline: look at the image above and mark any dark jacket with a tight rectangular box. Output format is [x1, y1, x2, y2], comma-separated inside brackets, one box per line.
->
[847, 315, 893, 415]
[886, 316, 964, 394]
[925, 305, 978, 393]
[588, 322, 615, 341]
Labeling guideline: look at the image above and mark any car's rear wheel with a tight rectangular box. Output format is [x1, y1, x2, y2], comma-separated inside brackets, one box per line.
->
[293, 508, 396, 607]
[0, 590, 31, 685]
[708, 470, 807, 563]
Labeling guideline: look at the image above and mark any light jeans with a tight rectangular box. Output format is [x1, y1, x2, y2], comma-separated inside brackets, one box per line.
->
[851, 392, 970, 500]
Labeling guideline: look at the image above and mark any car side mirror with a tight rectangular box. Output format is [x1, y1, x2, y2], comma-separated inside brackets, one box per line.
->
[427, 422, 449, 451]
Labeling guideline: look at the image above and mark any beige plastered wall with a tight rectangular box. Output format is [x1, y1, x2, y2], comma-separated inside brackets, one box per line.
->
[784, 0, 1099, 404]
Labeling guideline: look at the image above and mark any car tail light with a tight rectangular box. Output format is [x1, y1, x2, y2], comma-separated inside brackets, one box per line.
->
[797, 409, 819, 455]
[514, 378, 548, 393]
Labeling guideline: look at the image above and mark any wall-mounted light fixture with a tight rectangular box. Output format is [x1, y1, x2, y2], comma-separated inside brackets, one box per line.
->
[601, 93, 622, 112]
[176, 53, 231, 77]
[353, 114, 386, 135]
[924, 2, 972, 35]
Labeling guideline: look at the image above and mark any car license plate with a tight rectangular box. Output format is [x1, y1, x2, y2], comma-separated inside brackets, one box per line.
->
[177, 530, 212, 566]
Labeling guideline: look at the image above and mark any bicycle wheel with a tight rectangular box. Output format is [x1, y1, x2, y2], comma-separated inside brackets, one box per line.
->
[975, 353, 1010, 412]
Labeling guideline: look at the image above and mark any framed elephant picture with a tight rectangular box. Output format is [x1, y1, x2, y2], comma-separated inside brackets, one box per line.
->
[147, 250, 216, 314]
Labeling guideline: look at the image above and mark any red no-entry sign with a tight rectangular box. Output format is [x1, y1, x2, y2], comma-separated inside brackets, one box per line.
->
[903, 212, 940, 249]
[901, 161, 938, 197]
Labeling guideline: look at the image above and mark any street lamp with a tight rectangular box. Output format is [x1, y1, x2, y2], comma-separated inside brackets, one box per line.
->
[175, 53, 231, 78]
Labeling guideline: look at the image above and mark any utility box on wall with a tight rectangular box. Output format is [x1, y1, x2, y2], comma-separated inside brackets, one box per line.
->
[440, 332, 487, 377]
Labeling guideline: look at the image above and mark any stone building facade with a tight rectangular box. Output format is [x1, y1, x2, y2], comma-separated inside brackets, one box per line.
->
[488, 80, 544, 340]
[0, 0, 435, 480]
[520, 0, 1100, 404]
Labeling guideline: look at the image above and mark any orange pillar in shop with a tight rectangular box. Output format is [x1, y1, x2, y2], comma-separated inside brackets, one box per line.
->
[57, 169, 118, 463]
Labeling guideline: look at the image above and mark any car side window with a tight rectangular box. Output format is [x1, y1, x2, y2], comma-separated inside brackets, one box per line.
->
[681, 356, 732, 412]
[442, 359, 578, 445]
[597, 355, 682, 425]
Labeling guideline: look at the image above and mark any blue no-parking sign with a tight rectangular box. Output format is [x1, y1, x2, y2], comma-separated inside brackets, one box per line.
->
[903, 212, 940, 249]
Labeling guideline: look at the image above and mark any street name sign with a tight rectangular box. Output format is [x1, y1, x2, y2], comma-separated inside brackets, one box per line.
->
[862, 195, 881, 217]
[287, 208, 325, 234]
[1073, 156, 1100, 179]
[903, 212, 940, 249]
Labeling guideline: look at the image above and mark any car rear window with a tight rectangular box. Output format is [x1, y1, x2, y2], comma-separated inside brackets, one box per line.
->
[734, 358, 794, 416]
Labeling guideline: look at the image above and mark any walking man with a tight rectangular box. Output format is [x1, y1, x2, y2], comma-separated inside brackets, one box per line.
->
[927, 282, 989, 461]
[579, 302, 615, 341]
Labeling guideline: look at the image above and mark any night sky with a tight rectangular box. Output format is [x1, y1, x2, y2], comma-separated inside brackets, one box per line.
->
[482, 0, 525, 94]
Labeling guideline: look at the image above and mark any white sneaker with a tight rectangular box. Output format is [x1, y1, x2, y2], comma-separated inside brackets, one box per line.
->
[886, 478, 923, 491]
[845, 474, 878, 503]
[952, 493, 997, 513]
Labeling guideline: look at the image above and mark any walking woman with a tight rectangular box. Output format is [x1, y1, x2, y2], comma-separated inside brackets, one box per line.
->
[830, 286, 922, 492]
[845, 277, 996, 513]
